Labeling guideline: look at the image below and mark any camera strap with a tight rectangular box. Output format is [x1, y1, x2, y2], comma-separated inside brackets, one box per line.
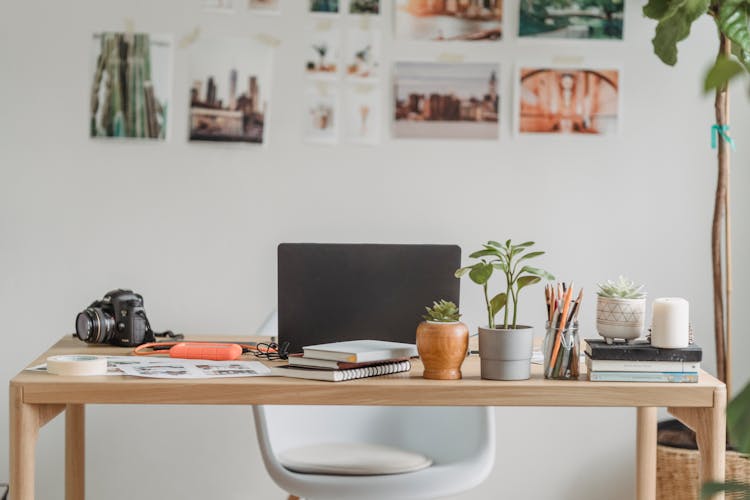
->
[137, 310, 184, 342]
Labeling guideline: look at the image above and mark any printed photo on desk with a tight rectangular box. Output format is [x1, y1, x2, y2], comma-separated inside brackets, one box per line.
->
[248, 0, 281, 13]
[395, 0, 503, 41]
[519, 0, 624, 40]
[516, 66, 620, 135]
[90, 32, 172, 140]
[393, 62, 499, 140]
[304, 83, 339, 144]
[306, 23, 340, 80]
[188, 37, 273, 144]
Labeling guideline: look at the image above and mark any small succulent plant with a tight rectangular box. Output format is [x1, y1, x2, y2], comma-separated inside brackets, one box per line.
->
[597, 276, 646, 299]
[423, 300, 461, 323]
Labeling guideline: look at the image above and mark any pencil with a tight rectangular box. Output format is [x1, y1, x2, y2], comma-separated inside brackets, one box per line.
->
[547, 285, 573, 378]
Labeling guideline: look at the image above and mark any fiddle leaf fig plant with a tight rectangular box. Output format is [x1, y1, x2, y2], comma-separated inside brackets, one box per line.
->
[455, 240, 554, 330]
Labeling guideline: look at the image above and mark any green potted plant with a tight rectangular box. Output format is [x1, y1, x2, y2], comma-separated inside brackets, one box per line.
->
[456, 240, 554, 380]
[416, 300, 469, 380]
[596, 276, 647, 344]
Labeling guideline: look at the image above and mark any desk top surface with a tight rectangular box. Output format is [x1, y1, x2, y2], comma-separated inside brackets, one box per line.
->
[10, 336, 724, 408]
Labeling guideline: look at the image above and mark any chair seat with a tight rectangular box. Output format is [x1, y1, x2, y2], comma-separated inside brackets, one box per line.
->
[278, 442, 433, 476]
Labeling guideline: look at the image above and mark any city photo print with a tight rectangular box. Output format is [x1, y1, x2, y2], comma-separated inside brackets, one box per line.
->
[188, 37, 274, 144]
[519, 0, 624, 40]
[393, 62, 500, 140]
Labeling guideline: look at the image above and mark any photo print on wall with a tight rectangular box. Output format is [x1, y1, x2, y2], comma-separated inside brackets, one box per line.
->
[306, 23, 340, 79]
[395, 0, 502, 41]
[305, 83, 339, 144]
[188, 37, 274, 144]
[344, 83, 380, 144]
[249, 0, 281, 13]
[393, 62, 499, 140]
[90, 32, 172, 140]
[345, 27, 381, 80]
[519, 0, 624, 40]
[350, 0, 380, 15]
[516, 66, 620, 135]
[310, 0, 339, 14]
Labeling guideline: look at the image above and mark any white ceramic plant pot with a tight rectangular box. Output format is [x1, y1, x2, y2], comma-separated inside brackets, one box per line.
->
[596, 296, 646, 344]
[478, 325, 533, 381]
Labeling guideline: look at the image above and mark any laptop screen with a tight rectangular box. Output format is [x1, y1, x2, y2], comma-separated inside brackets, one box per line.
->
[278, 243, 461, 354]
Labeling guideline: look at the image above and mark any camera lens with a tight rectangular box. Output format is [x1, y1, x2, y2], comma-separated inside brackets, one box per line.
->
[75, 308, 115, 344]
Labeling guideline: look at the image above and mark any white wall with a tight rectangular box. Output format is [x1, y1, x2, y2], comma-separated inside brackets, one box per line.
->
[1, 0, 748, 498]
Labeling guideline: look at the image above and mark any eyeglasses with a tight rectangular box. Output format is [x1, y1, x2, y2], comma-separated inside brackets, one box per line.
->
[252, 341, 290, 361]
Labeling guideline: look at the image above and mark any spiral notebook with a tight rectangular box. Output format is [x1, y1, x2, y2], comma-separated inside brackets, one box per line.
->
[270, 360, 412, 382]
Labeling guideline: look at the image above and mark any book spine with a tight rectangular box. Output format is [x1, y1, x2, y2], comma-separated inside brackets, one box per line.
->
[586, 358, 700, 373]
[588, 371, 699, 383]
[340, 361, 412, 381]
[584, 345, 701, 362]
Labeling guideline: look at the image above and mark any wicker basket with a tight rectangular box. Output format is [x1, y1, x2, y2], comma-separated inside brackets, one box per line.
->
[657, 444, 750, 499]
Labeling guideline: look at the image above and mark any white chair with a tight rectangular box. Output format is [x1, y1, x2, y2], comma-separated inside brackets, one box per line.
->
[252, 405, 495, 500]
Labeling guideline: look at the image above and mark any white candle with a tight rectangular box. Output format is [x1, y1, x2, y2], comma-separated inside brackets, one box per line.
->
[651, 297, 690, 348]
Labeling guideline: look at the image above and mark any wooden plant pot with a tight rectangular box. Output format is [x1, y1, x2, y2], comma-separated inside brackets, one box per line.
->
[416, 321, 469, 380]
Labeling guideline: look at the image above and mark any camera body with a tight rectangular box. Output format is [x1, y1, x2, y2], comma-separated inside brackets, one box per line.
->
[75, 289, 152, 347]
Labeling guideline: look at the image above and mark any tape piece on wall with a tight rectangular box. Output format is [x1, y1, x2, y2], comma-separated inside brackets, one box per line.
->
[179, 27, 201, 48]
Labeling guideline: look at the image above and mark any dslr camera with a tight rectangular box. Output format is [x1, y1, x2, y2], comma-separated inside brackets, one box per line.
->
[75, 289, 155, 347]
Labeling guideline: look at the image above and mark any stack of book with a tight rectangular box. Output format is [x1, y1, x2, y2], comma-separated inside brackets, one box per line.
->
[271, 340, 417, 382]
[584, 339, 702, 383]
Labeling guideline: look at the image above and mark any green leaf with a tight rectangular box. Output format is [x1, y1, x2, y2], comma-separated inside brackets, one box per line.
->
[728, 381, 750, 453]
[520, 266, 556, 281]
[704, 55, 746, 92]
[469, 248, 502, 259]
[518, 250, 545, 262]
[454, 266, 472, 278]
[489, 293, 507, 317]
[701, 481, 750, 498]
[469, 263, 493, 285]
[487, 240, 504, 249]
[513, 241, 535, 249]
[718, 0, 750, 55]
[651, 0, 711, 66]
[516, 275, 542, 291]
[492, 262, 509, 272]
[643, 0, 678, 20]
[732, 42, 750, 72]
[505, 239, 512, 248]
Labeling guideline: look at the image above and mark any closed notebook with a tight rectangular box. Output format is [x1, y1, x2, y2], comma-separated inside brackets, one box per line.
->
[302, 340, 418, 363]
[271, 360, 412, 382]
[585, 356, 701, 373]
[287, 353, 410, 370]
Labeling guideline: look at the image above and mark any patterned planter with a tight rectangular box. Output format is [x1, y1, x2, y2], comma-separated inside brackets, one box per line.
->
[596, 296, 646, 344]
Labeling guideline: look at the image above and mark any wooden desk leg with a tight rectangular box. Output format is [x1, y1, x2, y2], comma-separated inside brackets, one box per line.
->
[66, 405, 85, 500]
[636, 407, 657, 500]
[10, 385, 40, 500]
[669, 387, 727, 500]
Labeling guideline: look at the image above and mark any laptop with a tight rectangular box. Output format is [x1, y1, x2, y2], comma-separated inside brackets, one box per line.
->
[278, 243, 461, 354]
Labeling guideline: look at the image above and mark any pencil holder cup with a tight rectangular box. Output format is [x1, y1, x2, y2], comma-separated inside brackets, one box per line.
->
[543, 321, 580, 380]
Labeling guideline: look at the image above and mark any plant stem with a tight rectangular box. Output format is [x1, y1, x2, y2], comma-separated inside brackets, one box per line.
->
[503, 271, 511, 329]
[712, 34, 730, 387]
[483, 282, 493, 329]
[511, 287, 518, 329]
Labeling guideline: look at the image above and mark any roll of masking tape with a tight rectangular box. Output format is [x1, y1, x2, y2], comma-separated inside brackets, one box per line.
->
[47, 355, 108, 376]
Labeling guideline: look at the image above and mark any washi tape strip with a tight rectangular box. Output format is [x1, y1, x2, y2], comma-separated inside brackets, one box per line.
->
[47, 355, 108, 376]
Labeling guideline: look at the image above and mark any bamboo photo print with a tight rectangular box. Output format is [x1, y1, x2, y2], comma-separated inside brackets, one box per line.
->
[90, 32, 172, 140]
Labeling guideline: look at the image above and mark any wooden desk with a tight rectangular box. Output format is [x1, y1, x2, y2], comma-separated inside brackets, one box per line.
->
[9, 336, 727, 500]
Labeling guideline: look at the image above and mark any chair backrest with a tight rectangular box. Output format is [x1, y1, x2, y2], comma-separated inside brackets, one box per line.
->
[253, 405, 494, 463]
